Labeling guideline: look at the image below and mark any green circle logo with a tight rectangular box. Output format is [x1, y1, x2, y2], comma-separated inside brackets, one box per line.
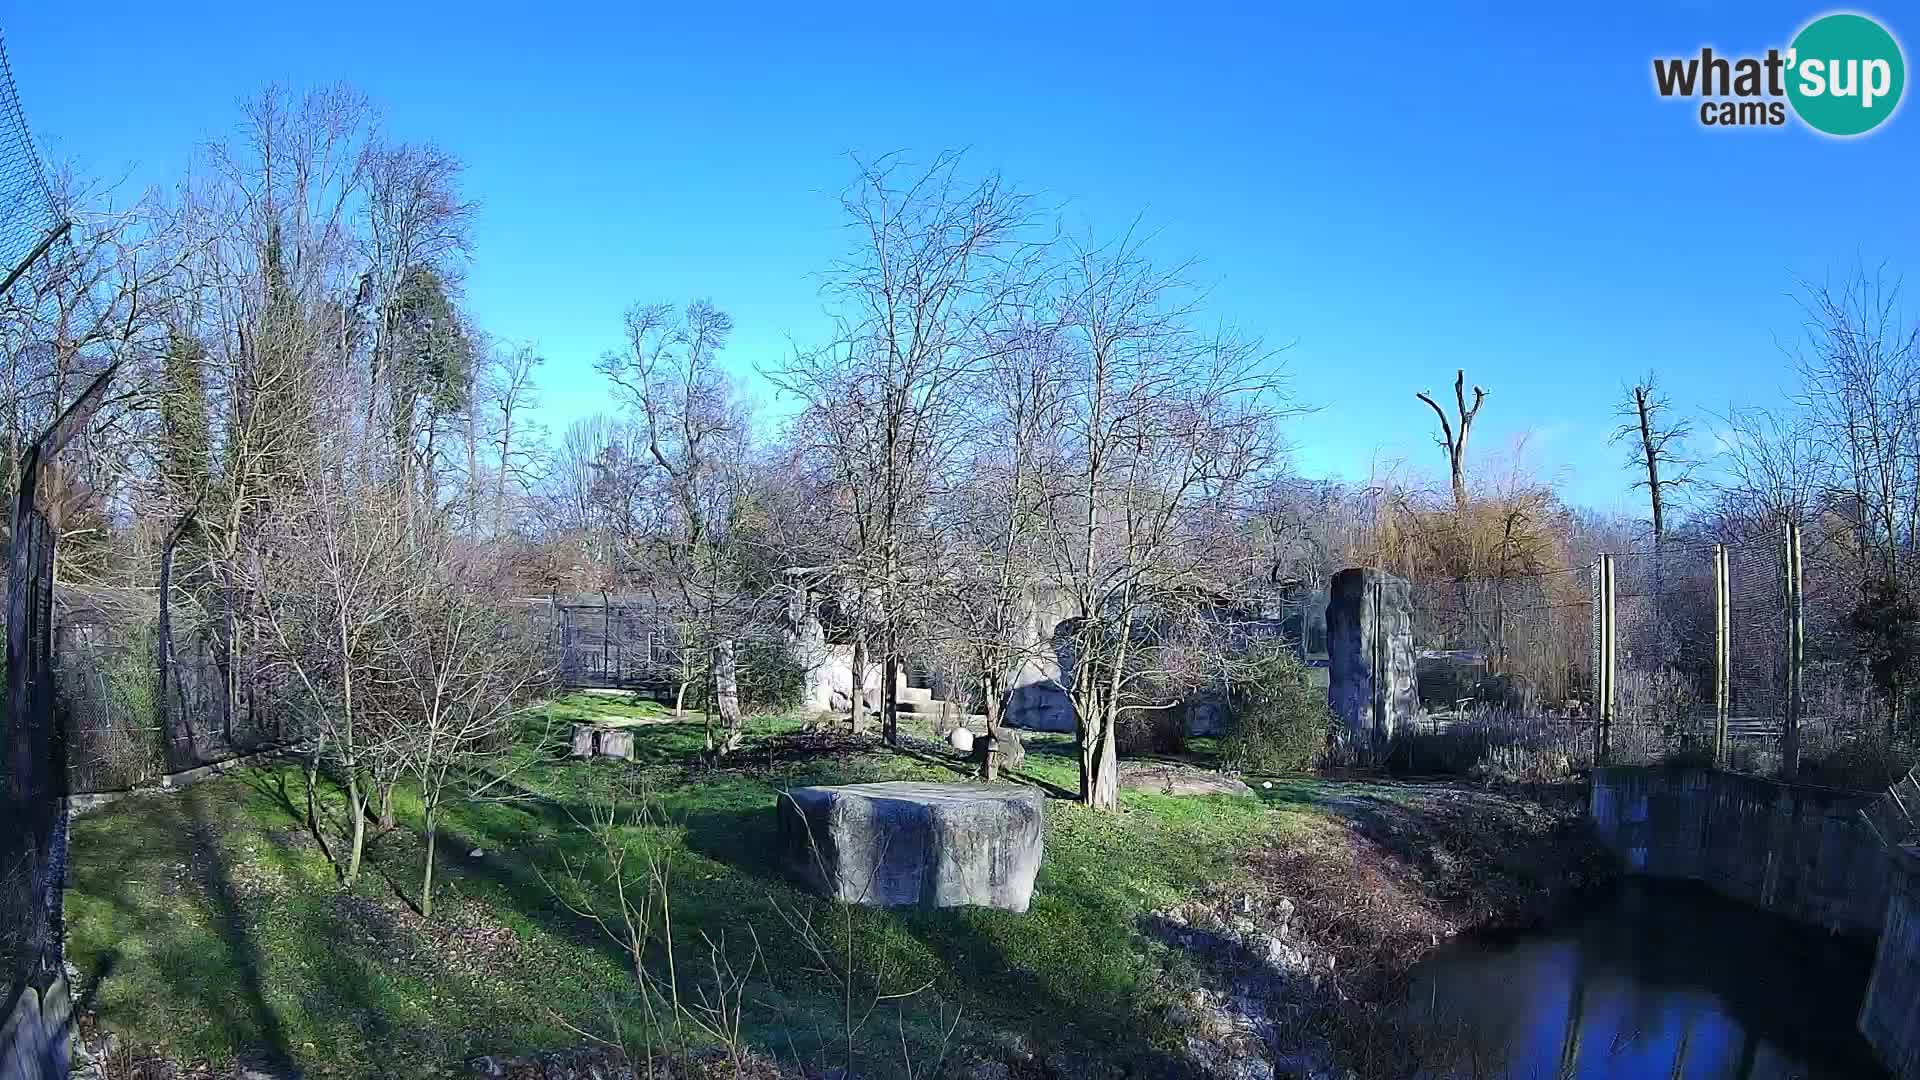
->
[1787, 13, 1906, 136]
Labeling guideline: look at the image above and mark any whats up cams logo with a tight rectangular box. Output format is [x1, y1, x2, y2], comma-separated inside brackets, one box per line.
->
[1653, 11, 1906, 136]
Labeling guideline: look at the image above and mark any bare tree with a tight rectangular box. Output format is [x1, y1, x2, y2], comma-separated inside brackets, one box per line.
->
[251, 472, 423, 885]
[1611, 373, 1696, 541]
[1041, 232, 1293, 810]
[1416, 369, 1488, 515]
[936, 321, 1066, 750]
[772, 152, 1041, 744]
[482, 340, 544, 542]
[377, 566, 542, 917]
[1790, 267, 1919, 583]
[596, 300, 755, 753]
[1710, 404, 1827, 533]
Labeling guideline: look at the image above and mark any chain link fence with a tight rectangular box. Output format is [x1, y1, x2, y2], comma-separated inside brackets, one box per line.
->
[53, 583, 285, 795]
[1392, 517, 1895, 787]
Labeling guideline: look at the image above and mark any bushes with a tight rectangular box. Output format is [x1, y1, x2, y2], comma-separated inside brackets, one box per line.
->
[735, 636, 804, 713]
[66, 622, 165, 792]
[1115, 698, 1188, 755]
[1380, 710, 1588, 782]
[1222, 644, 1333, 774]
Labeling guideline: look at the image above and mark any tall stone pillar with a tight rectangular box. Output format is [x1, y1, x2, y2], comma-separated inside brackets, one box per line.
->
[1326, 567, 1417, 764]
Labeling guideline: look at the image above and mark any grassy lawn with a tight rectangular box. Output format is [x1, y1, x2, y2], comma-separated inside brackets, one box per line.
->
[64, 695, 1515, 1078]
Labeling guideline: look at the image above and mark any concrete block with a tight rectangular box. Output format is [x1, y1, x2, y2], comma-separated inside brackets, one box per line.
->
[777, 781, 1044, 912]
[1325, 567, 1417, 763]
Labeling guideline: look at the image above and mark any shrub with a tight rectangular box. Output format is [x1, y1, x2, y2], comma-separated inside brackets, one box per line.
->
[1380, 709, 1587, 782]
[1222, 644, 1333, 774]
[1799, 731, 1918, 792]
[736, 636, 804, 713]
[1115, 697, 1187, 755]
[66, 623, 164, 792]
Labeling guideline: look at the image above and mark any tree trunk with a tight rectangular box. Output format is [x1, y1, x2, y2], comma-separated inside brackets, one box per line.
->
[465, 399, 481, 534]
[849, 631, 869, 734]
[1087, 703, 1120, 811]
[345, 770, 366, 884]
[881, 631, 899, 746]
[421, 807, 437, 919]
[302, 746, 334, 864]
[157, 506, 199, 769]
[674, 679, 690, 717]
[377, 781, 395, 831]
[713, 637, 742, 750]
[1636, 386, 1666, 541]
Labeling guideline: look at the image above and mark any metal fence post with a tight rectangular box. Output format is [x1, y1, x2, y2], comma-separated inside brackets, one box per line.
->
[1783, 521, 1804, 781]
[1713, 543, 1730, 768]
[1594, 553, 1616, 765]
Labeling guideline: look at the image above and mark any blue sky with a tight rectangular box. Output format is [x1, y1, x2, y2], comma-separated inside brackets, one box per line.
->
[6, 2, 1916, 514]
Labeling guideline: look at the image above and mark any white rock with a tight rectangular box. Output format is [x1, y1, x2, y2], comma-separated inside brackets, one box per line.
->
[469, 848, 484, 858]
[1261, 780, 1273, 789]
[948, 727, 976, 753]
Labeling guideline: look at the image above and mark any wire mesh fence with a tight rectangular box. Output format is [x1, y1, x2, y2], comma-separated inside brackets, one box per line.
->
[551, 596, 804, 713]
[1611, 537, 1721, 756]
[1395, 518, 1894, 786]
[1407, 568, 1593, 714]
[0, 35, 62, 287]
[53, 583, 285, 794]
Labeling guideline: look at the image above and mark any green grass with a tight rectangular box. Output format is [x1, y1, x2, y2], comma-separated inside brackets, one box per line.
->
[67, 693, 1325, 1077]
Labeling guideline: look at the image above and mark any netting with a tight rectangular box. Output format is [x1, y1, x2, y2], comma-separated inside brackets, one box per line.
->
[1396, 519, 1875, 777]
[51, 584, 284, 794]
[0, 34, 61, 285]
[1407, 568, 1593, 712]
[552, 596, 796, 710]
[1725, 529, 1788, 737]
[1612, 539, 1718, 753]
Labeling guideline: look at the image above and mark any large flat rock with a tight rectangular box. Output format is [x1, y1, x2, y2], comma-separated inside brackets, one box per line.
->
[776, 781, 1045, 912]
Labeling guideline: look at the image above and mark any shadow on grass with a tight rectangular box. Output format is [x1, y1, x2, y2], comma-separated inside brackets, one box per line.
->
[671, 781, 1193, 1073]
[181, 791, 297, 1073]
[70, 790, 299, 1073]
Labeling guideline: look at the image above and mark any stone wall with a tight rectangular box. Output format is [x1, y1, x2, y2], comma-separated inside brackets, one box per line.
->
[1589, 766, 1918, 1078]
[1003, 585, 1077, 733]
[1588, 766, 1889, 934]
[1325, 568, 1416, 763]
[0, 976, 71, 1080]
[1862, 844, 1920, 1080]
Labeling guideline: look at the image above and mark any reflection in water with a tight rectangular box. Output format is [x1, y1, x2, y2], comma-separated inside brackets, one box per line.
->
[1407, 879, 1888, 1079]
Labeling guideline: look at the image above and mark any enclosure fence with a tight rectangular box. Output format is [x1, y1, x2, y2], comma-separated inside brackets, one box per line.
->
[0, 35, 63, 292]
[1406, 518, 1870, 781]
[50, 583, 287, 795]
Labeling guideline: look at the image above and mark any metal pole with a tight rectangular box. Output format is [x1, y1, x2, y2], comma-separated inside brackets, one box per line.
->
[0, 218, 70, 298]
[1714, 543, 1730, 768]
[1596, 554, 1617, 765]
[1783, 522, 1804, 781]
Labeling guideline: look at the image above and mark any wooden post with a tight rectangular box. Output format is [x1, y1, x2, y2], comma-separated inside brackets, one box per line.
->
[1783, 522, 1805, 781]
[1595, 554, 1617, 765]
[1713, 543, 1730, 768]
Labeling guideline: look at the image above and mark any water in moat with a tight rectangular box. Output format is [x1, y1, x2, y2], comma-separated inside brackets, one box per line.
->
[1406, 878, 1888, 1079]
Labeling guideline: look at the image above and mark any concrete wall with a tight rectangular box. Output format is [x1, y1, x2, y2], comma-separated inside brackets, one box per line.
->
[1589, 766, 1918, 1078]
[1863, 844, 1920, 1080]
[0, 976, 71, 1080]
[1325, 568, 1416, 764]
[1589, 766, 1889, 934]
